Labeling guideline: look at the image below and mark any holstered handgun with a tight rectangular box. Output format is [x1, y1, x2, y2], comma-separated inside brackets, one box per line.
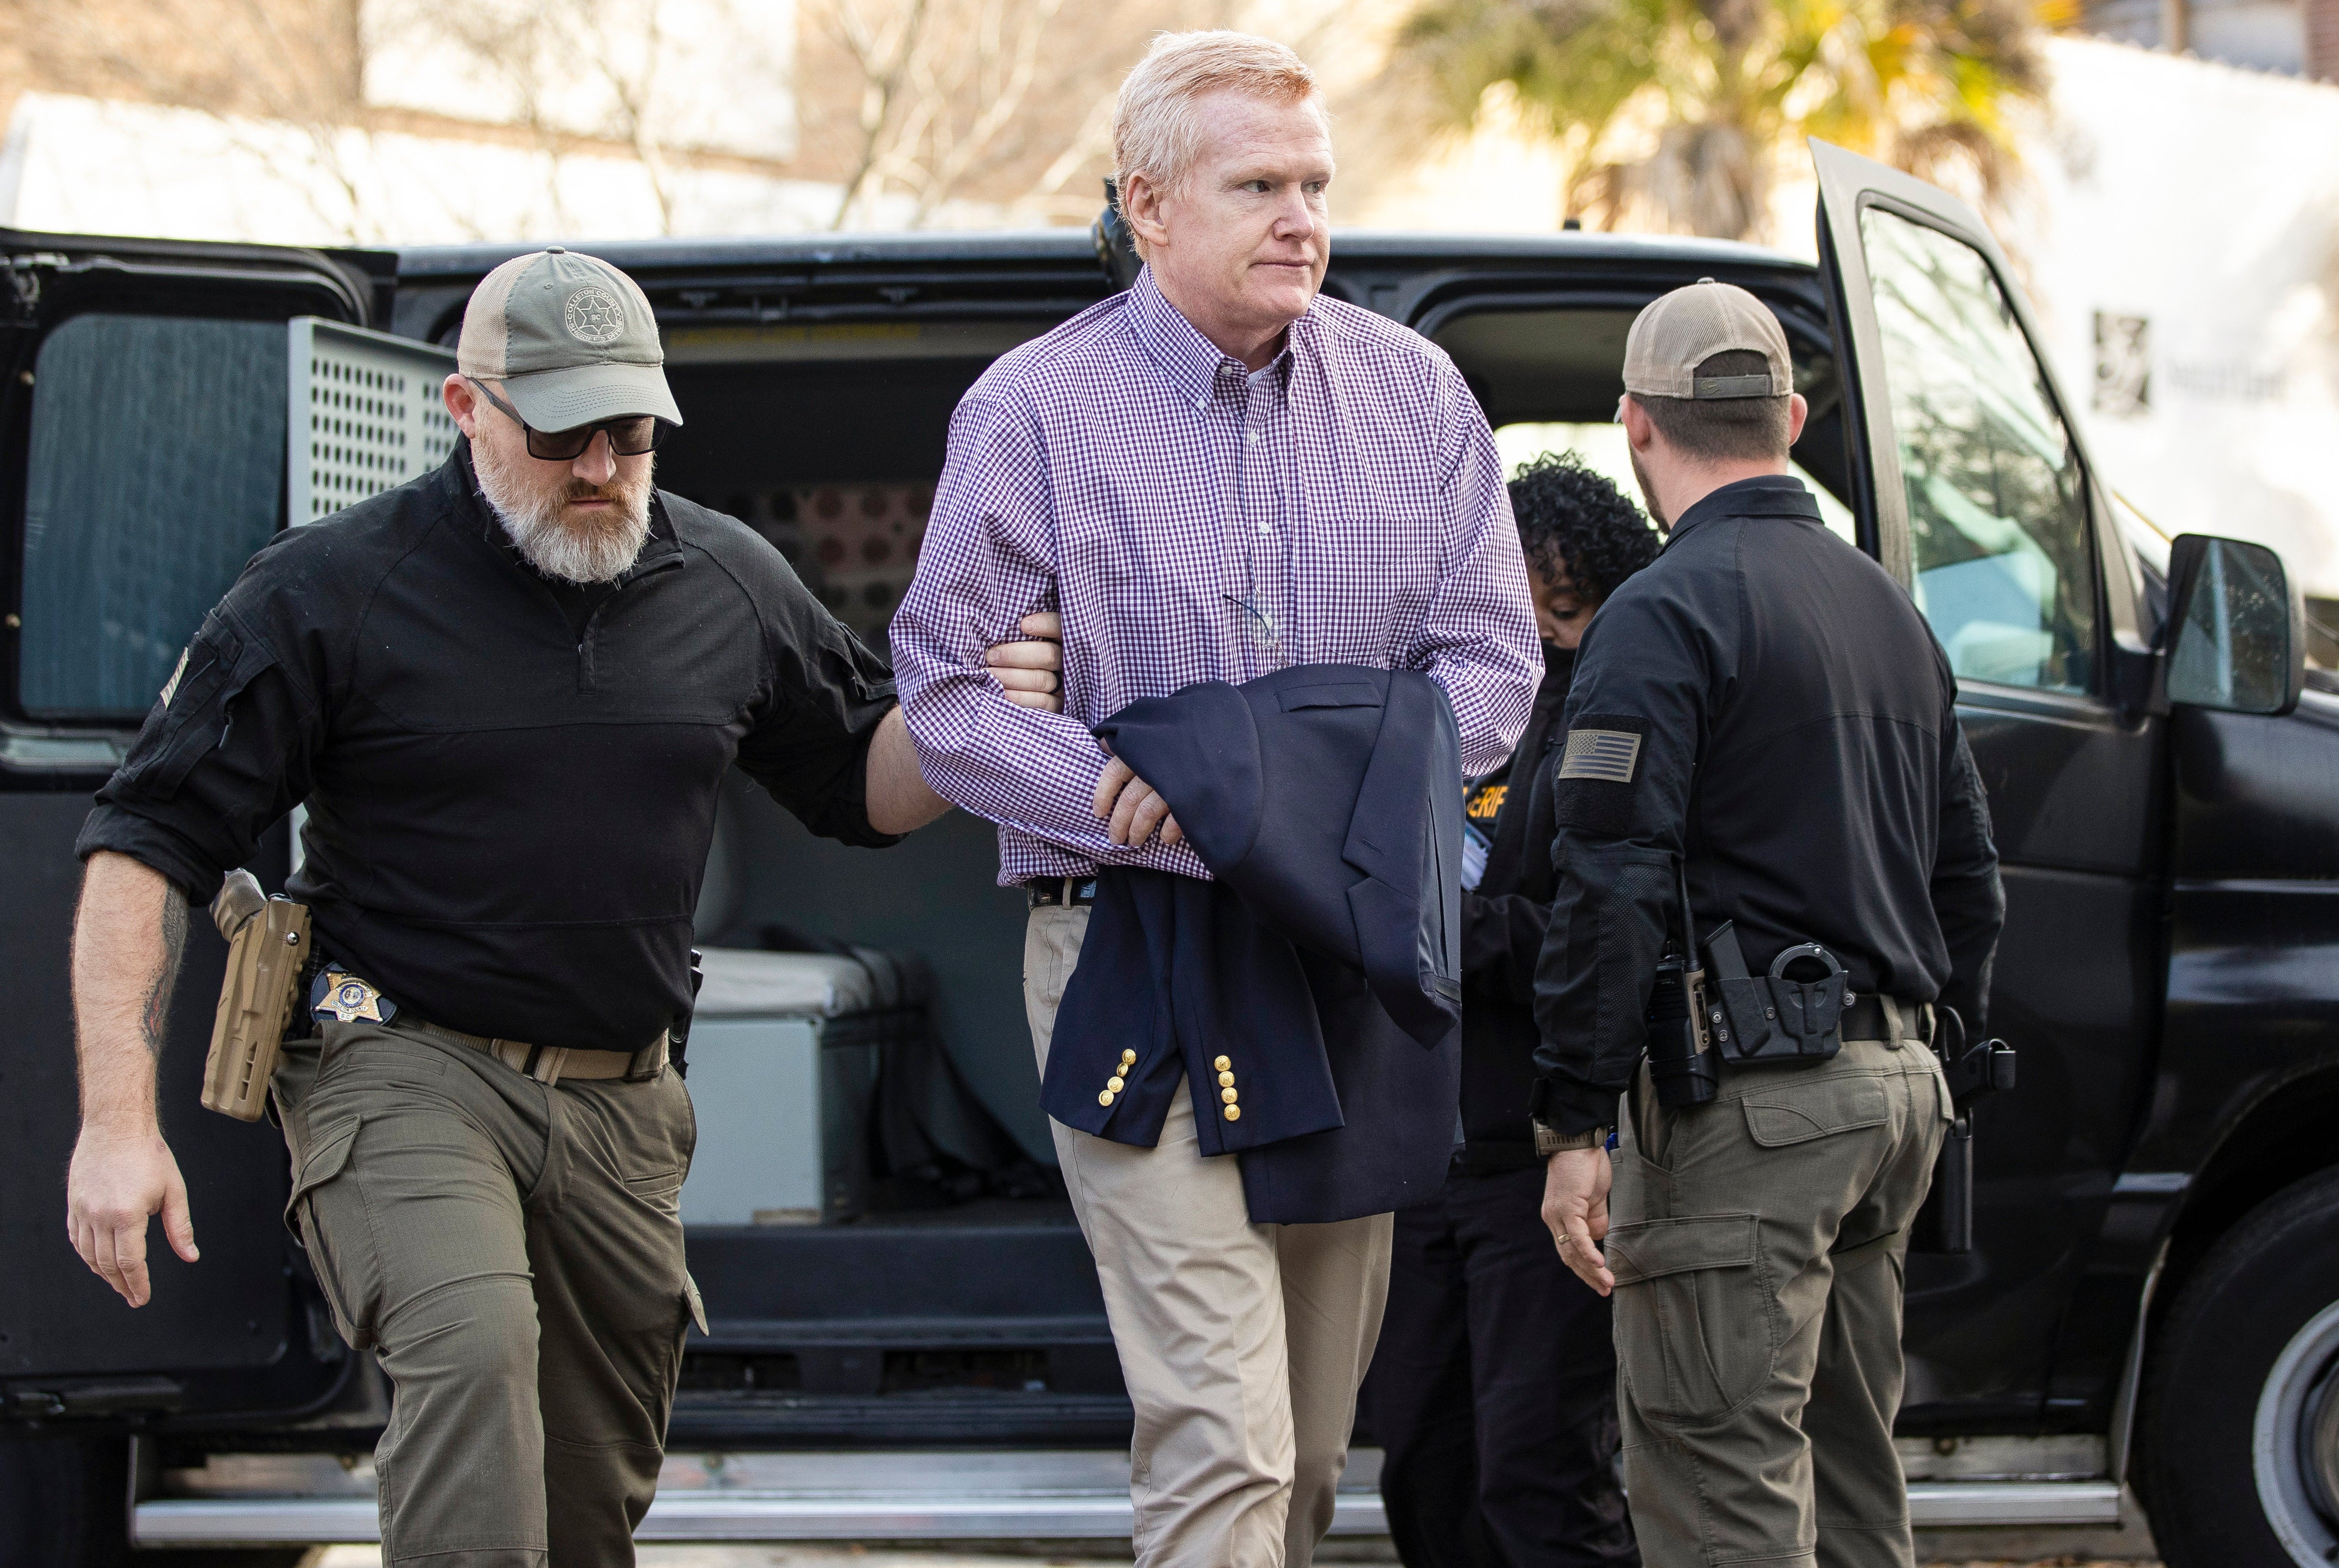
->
[1911, 1007, 2018, 1254]
[201, 869, 312, 1121]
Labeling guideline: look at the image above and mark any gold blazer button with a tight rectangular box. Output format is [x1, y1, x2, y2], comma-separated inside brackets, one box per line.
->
[1098, 1090, 1116, 1107]
[1223, 1104, 1241, 1121]
[1213, 1055, 1232, 1072]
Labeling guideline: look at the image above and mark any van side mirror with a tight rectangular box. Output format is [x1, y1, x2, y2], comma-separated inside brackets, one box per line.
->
[2159, 534, 2305, 717]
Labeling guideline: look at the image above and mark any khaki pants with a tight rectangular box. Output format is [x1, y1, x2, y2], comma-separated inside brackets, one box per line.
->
[1610, 1033, 1950, 1568]
[273, 1018, 699, 1568]
[1025, 905, 1395, 1568]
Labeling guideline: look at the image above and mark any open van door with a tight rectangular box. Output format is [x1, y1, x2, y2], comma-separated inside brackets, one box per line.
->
[0, 232, 390, 1431]
[1809, 140, 2167, 1429]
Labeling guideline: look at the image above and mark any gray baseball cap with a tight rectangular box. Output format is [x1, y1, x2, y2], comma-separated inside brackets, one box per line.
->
[1622, 278, 1792, 399]
[457, 247, 682, 430]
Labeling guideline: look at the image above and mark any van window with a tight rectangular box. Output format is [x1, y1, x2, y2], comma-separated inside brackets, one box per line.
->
[18, 315, 287, 720]
[1860, 208, 2095, 693]
[1494, 422, 1857, 550]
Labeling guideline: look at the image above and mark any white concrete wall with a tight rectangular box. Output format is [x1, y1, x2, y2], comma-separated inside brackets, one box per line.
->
[0, 91, 850, 245]
[2086, 0, 2309, 74]
[361, 0, 798, 161]
[2017, 37, 2339, 594]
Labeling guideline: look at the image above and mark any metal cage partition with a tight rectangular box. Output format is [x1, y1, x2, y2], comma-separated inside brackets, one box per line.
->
[287, 317, 457, 527]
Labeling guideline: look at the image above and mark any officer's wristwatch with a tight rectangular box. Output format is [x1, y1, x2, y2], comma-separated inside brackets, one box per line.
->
[1533, 1120, 1611, 1157]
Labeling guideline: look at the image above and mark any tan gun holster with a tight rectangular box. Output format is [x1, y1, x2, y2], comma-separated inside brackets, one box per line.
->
[202, 869, 312, 1121]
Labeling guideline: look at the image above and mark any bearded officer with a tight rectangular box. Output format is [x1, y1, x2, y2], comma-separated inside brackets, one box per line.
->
[1530, 281, 2004, 1568]
[61, 247, 1063, 1568]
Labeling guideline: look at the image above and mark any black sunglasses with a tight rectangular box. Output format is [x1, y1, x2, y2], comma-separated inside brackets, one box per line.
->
[467, 377, 672, 461]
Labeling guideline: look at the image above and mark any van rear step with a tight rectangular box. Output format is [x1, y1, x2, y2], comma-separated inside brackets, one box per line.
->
[670, 1387, 1137, 1448]
[134, 1448, 2124, 1545]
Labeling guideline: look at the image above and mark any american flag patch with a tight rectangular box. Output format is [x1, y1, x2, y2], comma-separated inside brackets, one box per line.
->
[1557, 728, 1642, 784]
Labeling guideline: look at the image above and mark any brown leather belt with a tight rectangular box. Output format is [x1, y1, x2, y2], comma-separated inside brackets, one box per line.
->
[417, 1021, 669, 1086]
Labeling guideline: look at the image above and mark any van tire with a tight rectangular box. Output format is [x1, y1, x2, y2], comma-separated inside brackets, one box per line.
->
[0, 1434, 309, 1568]
[2143, 1167, 2339, 1568]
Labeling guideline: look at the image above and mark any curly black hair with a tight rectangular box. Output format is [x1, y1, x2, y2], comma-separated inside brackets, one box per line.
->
[1508, 450, 1659, 600]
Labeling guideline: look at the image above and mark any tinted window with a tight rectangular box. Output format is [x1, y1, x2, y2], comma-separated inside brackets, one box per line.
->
[19, 315, 286, 719]
[1861, 208, 2096, 693]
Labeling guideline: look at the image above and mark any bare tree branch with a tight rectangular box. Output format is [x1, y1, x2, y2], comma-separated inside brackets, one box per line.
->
[807, 0, 1193, 230]
[820, 0, 935, 226]
[580, 0, 681, 233]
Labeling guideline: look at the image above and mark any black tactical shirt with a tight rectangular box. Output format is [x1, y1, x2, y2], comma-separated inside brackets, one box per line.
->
[78, 444, 901, 1052]
[1453, 642, 1572, 1169]
[1530, 475, 2004, 1135]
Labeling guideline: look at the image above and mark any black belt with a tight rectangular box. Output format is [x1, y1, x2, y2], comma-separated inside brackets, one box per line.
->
[1841, 994, 1932, 1044]
[1026, 876, 1099, 909]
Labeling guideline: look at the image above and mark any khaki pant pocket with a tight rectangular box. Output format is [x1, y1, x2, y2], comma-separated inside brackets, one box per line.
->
[1609, 1211, 1772, 1426]
[1022, 904, 1092, 1076]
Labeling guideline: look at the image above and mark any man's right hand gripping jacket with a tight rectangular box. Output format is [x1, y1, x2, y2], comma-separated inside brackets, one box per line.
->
[1528, 843, 1673, 1136]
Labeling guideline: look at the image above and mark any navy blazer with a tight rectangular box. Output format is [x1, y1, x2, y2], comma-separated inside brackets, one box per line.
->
[1042, 665, 1465, 1224]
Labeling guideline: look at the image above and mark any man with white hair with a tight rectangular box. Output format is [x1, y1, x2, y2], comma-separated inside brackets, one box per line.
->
[63, 247, 1062, 1567]
[893, 31, 1540, 1567]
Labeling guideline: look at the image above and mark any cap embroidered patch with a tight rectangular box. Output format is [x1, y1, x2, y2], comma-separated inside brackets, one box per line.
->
[1557, 728, 1643, 784]
[563, 285, 625, 345]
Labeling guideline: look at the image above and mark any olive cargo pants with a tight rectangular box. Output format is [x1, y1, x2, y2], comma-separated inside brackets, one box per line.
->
[1610, 1032, 1950, 1568]
[273, 1018, 699, 1568]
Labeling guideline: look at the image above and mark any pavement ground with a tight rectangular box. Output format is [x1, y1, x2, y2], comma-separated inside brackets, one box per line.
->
[314, 1547, 2161, 1566]
[291, 1444, 2166, 1567]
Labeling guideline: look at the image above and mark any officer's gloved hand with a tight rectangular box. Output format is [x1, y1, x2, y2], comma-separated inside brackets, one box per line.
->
[986, 611, 1066, 714]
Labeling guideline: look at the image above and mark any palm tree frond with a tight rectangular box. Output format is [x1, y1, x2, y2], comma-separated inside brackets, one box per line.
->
[1390, 0, 2052, 240]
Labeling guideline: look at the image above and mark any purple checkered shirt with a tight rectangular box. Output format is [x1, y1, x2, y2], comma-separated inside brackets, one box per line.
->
[891, 268, 1539, 885]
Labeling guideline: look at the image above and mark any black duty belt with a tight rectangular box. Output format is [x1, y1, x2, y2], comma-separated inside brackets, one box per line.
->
[1841, 993, 1933, 1045]
[1026, 876, 1099, 909]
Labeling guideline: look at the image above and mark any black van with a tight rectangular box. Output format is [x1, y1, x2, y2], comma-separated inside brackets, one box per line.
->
[2, 142, 2335, 1568]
